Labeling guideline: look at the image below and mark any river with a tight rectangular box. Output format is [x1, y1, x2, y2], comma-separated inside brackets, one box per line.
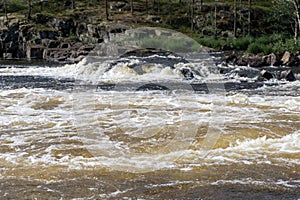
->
[0, 28, 300, 199]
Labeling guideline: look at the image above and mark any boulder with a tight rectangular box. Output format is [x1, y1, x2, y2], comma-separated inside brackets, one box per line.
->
[235, 53, 265, 68]
[263, 53, 279, 66]
[228, 67, 260, 79]
[281, 51, 299, 66]
[280, 70, 296, 81]
[260, 70, 274, 80]
[180, 68, 195, 80]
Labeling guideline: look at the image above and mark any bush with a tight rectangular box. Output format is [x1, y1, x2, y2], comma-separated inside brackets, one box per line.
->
[234, 36, 253, 50]
[196, 37, 226, 50]
[247, 43, 262, 54]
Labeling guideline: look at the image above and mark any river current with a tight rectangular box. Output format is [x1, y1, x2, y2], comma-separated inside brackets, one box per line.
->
[0, 29, 300, 199]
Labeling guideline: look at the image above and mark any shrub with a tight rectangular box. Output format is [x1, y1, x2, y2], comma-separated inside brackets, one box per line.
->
[247, 42, 265, 54]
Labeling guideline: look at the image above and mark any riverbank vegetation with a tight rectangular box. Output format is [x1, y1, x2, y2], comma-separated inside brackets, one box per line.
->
[1, 0, 300, 57]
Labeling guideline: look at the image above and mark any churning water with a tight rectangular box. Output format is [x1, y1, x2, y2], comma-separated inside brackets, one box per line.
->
[0, 28, 300, 199]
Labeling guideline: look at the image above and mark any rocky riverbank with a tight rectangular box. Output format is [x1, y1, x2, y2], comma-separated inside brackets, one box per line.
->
[0, 13, 127, 63]
[219, 51, 299, 82]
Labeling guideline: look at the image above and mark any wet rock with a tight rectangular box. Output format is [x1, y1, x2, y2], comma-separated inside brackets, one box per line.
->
[180, 68, 195, 80]
[137, 83, 169, 91]
[225, 66, 260, 79]
[260, 69, 274, 80]
[280, 70, 296, 81]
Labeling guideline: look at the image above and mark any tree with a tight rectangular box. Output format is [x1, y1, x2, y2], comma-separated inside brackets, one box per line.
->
[273, 0, 300, 42]
[71, 0, 75, 9]
[248, 0, 251, 36]
[291, 0, 300, 42]
[191, 0, 195, 31]
[234, 0, 237, 37]
[214, 0, 218, 38]
[105, 0, 109, 20]
[2, 0, 8, 25]
[27, 0, 32, 20]
[146, 0, 148, 16]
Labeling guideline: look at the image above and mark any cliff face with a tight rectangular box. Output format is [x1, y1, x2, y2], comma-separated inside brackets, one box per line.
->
[0, 14, 127, 63]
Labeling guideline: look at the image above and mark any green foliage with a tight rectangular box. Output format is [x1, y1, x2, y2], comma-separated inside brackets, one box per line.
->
[68, 35, 79, 42]
[140, 36, 200, 52]
[246, 43, 272, 54]
[6, 0, 27, 13]
[196, 37, 226, 50]
[228, 37, 253, 50]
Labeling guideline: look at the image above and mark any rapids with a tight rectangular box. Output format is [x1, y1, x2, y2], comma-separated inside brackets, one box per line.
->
[0, 27, 299, 199]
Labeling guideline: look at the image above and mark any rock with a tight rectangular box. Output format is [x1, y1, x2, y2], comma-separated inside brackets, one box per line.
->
[180, 68, 195, 80]
[26, 45, 45, 60]
[48, 40, 60, 48]
[110, 1, 127, 10]
[228, 67, 260, 79]
[221, 52, 238, 64]
[235, 53, 265, 68]
[35, 13, 51, 24]
[56, 18, 76, 37]
[3, 53, 13, 59]
[76, 23, 87, 36]
[281, 51, 299, 66]
[280, 70, 296, 81]
[260, 69, 274, 80]
[263, 53, 279, 66]
[39, 30, 59, 39]
[60, 43, 70, 49]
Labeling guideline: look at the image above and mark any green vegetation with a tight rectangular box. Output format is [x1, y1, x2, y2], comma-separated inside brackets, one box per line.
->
[1, 0, 300, 55]
[196, 34, 300, 55]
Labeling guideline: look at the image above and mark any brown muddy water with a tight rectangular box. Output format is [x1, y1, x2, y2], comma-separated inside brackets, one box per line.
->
[0, 58, 299, 200]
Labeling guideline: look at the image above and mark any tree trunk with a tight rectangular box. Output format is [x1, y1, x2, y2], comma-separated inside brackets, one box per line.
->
[131, 0, 133, 15]
[191, 0, 194, 31]
[248, 0, 251, 36]
[71, 0, 75, 9]
[146, 0, 148, 16]
[292, 0, 300, 43]
[105, 0, 109, 20]
[200, 0, 203, 11]
[234, 0, 237, 37]
[3, 0, 9, 24]
[157, 0, 160, 16]
[27, 0, 32, 20]
[214, 0, 217, 38]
